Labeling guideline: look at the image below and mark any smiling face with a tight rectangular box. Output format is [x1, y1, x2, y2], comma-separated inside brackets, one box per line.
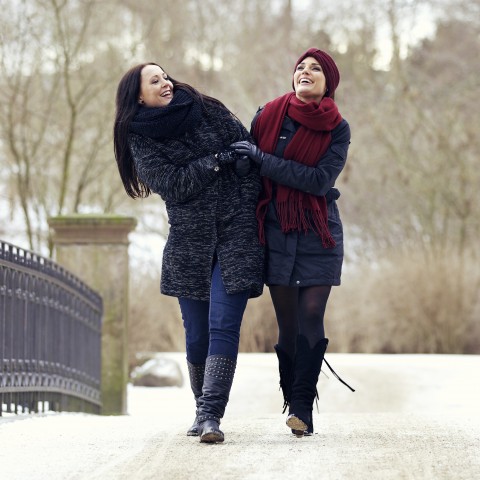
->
[139, 64, 174, 108]
[293, 56, 327, 104]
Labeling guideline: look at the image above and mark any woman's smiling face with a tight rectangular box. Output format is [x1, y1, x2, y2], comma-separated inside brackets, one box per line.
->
[293, 56, 327, 104]
[139, 64, 174, 108]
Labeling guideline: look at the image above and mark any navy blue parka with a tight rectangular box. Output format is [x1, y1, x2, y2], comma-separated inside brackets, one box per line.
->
[252, 110, 350, 287]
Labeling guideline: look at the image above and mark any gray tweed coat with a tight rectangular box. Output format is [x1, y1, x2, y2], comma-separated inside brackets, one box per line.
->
[129, 104, 264, 301]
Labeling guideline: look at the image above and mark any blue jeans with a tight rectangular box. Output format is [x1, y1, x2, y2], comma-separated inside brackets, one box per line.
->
[178, 262, 250, 363]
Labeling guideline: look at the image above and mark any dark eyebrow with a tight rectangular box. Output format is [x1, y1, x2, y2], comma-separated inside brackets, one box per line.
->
[298, 61, 321, 67]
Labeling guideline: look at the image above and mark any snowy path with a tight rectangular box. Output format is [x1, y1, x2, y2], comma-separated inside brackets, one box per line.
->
[1, 353, 479, 479]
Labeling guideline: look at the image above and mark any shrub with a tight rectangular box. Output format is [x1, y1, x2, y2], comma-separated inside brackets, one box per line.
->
[327, 249, 480, 354]
[128, 248, 480, 367]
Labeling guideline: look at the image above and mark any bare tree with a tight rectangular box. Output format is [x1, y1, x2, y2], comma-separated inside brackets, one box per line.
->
[1, 0, 478, 353]
[0, 0, 147, 252]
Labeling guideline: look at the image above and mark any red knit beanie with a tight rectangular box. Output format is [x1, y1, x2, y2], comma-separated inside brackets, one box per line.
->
[293, 47, 340, 99]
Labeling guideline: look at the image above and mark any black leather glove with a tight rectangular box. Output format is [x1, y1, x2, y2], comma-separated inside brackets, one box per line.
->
[215, 150, 236, 164]
[230, 141, 265, 165]
[234, 155, 251, 177]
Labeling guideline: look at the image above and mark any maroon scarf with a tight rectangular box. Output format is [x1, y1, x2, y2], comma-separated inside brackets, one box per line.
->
[253, 92, 342, 247]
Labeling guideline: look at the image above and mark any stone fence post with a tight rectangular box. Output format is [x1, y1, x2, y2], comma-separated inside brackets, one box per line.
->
[48, 214, 137, 415]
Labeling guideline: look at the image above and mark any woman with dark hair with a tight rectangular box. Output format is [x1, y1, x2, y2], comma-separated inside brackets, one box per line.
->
[231, 48, 354, 437]
[114, 63, 263, 443]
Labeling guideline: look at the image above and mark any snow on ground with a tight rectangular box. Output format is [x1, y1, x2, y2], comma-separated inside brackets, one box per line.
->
[1, 353, 479, 480]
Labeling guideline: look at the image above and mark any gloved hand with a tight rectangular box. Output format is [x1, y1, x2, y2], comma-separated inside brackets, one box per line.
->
[230, 141, 265, 165]
[234, 155, 251, 177]
[215, 149, 236, 164]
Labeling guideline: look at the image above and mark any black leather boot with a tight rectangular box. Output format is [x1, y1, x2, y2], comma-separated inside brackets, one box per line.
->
[275, 344, 312, 437]
[273, 345, 313, 437]
[197, 355, 236, 443]
[274, 344, 294, 414]
[286, 335, 328, 437]
[186, 361, 205, 436]
[287, 336, 355, 437]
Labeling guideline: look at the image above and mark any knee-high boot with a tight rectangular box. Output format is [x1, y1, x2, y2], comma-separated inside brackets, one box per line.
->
[287, 335, 355, 437]
[276, 343, 317, 436]
[186, 361, 205, 436]
[274, 344, 294, 414]
[196, 355, 237, 443]
[286, 335, 328, 437]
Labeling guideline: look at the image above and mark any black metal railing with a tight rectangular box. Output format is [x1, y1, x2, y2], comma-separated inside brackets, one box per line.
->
[0, 240, 102, 415]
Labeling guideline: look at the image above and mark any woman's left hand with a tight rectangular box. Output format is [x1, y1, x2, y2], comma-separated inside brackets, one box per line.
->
[230, 141, 265, 165]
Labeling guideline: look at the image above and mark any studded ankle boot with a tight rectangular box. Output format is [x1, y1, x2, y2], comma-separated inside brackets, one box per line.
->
[196, 355, 237, 443]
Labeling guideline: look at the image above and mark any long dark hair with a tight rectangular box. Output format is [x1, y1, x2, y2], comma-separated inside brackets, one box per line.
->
[113, 62, 228, 199]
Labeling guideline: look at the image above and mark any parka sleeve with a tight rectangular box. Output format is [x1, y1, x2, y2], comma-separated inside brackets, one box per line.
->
[259, 119, 351, 196]
[130, 134, 221, 203]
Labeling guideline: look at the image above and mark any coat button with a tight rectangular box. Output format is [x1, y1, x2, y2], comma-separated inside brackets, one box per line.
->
[214, 166, 220, 172]
[296, 280, 300, 285]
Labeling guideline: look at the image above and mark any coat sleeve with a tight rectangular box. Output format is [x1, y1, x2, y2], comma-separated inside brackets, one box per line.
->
[130, 134, 221, 203]
[259, 119, 351, 196]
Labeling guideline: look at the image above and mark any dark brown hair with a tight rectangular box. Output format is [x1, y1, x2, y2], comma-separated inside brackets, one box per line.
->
[113, 63, 227, 198]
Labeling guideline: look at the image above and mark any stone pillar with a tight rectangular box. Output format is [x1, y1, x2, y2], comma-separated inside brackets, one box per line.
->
[48, 214, 137, 415]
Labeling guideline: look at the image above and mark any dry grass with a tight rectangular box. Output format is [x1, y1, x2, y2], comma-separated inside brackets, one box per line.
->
[128, 270, 184, 371]
[128, 249, 480, 370]
[327, 250, 480, 354]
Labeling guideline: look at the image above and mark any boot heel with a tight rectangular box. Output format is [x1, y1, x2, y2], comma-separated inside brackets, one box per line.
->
[286, 414, 307, 435]
[187, 416, 200, 436]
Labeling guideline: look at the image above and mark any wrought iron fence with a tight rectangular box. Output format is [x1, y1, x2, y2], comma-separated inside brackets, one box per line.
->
[0, 240, 102, 415]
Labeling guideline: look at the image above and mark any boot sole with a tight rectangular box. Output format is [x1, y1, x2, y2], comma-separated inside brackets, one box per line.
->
[200, 431, 224, 443]
[286, 415, 307, 436]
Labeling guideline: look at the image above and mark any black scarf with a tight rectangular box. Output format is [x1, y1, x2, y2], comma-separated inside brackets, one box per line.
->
[130, 88, 203, 139]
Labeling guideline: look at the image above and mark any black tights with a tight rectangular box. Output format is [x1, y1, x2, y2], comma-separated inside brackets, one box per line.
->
[269, 285, 332, 359]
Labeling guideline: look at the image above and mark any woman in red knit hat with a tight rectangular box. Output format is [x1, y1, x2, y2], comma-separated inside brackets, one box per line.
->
[231, 47, 354, 437]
